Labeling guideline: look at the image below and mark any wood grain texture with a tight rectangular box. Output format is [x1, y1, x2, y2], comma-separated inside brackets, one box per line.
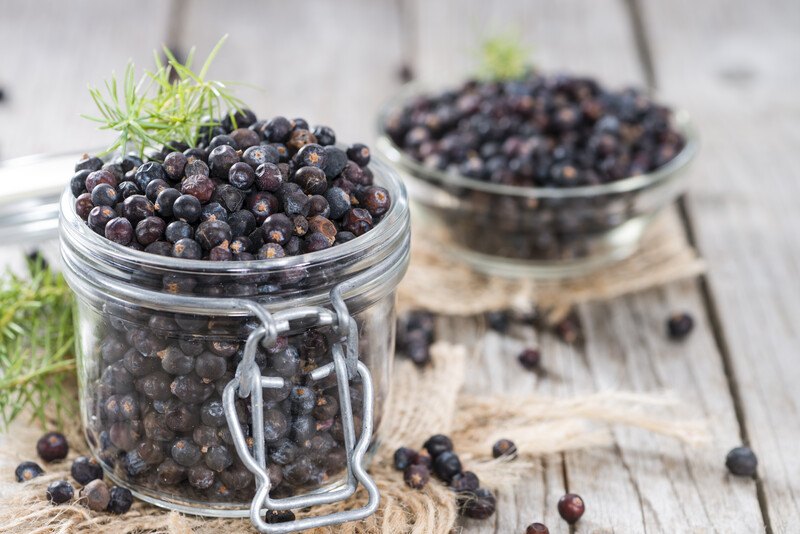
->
[640, 0, 800, 530]
[0, 0, 173, 159]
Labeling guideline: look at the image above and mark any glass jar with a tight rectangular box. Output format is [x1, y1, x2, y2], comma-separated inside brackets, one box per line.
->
[377, 87, 698, 278]
[59, 157, 409, 531]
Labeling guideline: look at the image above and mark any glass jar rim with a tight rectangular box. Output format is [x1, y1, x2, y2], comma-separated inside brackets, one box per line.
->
[59, 156, 410, 312]
[375, 83, 699, 199]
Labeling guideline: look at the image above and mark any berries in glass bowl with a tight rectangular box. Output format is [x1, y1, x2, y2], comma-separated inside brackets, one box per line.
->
[377, 71, 697, 277]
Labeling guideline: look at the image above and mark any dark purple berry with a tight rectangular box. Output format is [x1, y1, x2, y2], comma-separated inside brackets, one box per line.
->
[393, 447, 417, 471]
[75, 154, 104, 173]
[312, 125, 336, 146]
[15, 461, 44, 482]
[37, 432, 69, 462]
[451, 471, 480, 493]
[432, 451, 462, 482]
[105, 217, 134, 245]
[172, 194, 202, 223]
[86, 169, 118, 192]
[518, 348, 541, 370]
[196, 220, 232, 250]
[46, 480, 74, 504]
[362, 186, 391, 216]
[163, 151, 187, 180]
[90, 182, 118, 207]
[107, 486, 133, 514]
[208, 145, 239, 180]
[296, 143, 326, 168]
[121, 195, 155, 224]
[264, 116, 292, 143]
[459, 488, 496, 519]
[557, 493, 585, 524]
[346, 143, 371, 166]
[257, 243, 286, 260]
[229, 161, 256, 189]
[667, 312, 694, 340]
[155, 187, 181, 218]
[492, 438, 518, 459]
[424, 434, 453, 458]
[171, 438, 202, 467]
[322, 146, 348, 178]
[135, 216, 166, 245]
[526, 523, 550, 534]
[404, 464, 430, 489]
[88, 205, 116, 234]
[294, 166, 327, 195]
[343, 208, 372, 236]
[134, 161, 166, 191]
[165, 220, 194, 243]
[75, 193, 94, 220]
[262, 213, 293, 245]
[181, 174, 216, 204]
[172, 238, 202, 260]
[726, 446, 757, 477]
[71, 456, 104, 485]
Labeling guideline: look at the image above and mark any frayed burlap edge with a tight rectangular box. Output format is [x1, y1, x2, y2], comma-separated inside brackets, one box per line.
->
[398, 208, 705, 321]
[0, 342, 707, 534]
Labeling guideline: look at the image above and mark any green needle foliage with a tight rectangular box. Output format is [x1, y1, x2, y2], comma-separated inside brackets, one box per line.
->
[479, 34, 532, 81]
[83, 35, 246, 157]
[0, 256, 76, 430]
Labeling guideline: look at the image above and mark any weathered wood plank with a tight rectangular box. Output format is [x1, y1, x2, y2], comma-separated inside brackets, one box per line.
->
[640, 0, 800, 530]
[0, 0, 173, 160]
[176, 0, 405, 144]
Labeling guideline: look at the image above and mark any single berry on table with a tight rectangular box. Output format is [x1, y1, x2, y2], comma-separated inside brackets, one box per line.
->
[15, 461, 44, 482]
[46, 480, 74, 504]
[557, 493, 585, 524]
[667, 312, 694, 340]
[492, 438, 518, 459]
[526, 523, 550, 534]
[37, 431, 69, 462]
[517, 349, 541, 371]
[726, 446, 757, 477]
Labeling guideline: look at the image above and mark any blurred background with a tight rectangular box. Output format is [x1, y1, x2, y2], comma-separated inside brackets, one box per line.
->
[0, 0, 754, 160]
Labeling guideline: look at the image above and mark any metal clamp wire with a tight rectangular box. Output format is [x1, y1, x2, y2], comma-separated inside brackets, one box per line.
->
[222, 345, 379, 533]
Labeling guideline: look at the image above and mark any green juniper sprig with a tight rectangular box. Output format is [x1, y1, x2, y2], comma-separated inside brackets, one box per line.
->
[0, 255, 76, 430]
[83, 35, 246, 157]
[478, 34, 532, 82]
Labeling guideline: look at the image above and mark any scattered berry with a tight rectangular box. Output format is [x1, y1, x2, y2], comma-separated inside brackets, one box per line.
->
[433, 451, 462, 483]
[459, 487, 497, 519]
[107, 486, 134, 514]
[424, 434, 454, 458]
[517, 349, 541, 371]
[557, 493, 585, 524]
[71, 456, 104, 485]
[450, 471, 479, 493]
[37, 432, 69, 462]
[15, 461, 44, 482]
[393, 447, 417, 471]
[526, 523, 549, 534]
[80, 479, 111, 511]
[726, 446, 757, 477]
[492, 438, 518, 459]
[667, 312, 694, 340]
[403, 464, 430, 489]
[46, 480, 74, 504]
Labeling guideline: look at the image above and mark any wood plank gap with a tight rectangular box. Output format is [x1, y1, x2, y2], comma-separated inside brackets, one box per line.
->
[165, 0, 188, 54]
[676, 196, 774, 534]
[621, 0, 658, 90]
[394, 0, 418, 82]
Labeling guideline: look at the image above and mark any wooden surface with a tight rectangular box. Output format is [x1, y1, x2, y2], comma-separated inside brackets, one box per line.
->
[1, 0, 798, 532]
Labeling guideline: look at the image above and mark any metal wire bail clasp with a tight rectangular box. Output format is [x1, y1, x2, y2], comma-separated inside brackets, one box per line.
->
[221, 287, 380, 533]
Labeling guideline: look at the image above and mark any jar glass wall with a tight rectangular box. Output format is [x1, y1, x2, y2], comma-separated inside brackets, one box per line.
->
[59, 158, 409, 517]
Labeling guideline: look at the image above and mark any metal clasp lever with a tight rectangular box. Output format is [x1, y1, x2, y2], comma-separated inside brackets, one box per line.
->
[222, 293, 380, 533]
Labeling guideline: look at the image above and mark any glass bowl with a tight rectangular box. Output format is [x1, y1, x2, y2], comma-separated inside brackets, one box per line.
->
[376, 87, 699, 278]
